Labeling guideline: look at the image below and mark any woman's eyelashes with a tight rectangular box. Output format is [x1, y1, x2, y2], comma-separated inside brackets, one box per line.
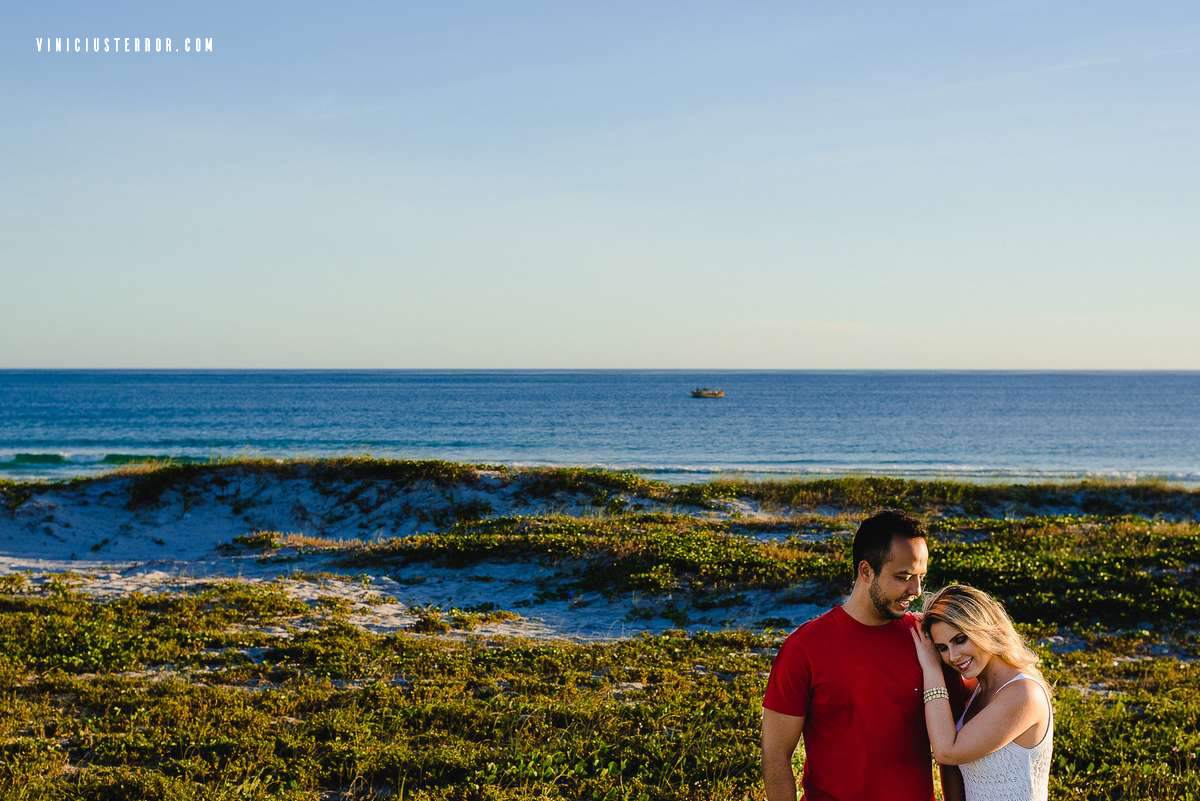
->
[934, 634, 969, 653]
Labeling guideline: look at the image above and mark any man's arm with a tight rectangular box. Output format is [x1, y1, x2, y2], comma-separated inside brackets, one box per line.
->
[762, 708, 805, 801]
[939, 670, 971, 801]
[938, 763, 965, 801]
[945, 669, 975, 717]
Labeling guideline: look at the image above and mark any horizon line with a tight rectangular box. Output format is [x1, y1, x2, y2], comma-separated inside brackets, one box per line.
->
[2, 367, 1199, 374]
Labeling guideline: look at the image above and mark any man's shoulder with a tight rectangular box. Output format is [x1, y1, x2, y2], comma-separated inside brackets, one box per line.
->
[782, 608, 920, 653]
[781, 606, 843, 646]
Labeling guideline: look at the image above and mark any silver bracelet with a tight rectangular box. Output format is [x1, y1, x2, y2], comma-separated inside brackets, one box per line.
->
[923, 687, 949, 703]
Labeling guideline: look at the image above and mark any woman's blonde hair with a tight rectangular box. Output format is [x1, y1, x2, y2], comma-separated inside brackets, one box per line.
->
[921, 584, 1051, 696]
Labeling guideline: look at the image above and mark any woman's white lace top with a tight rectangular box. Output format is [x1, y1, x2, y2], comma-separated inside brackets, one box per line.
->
[955, 673, 1053, 801]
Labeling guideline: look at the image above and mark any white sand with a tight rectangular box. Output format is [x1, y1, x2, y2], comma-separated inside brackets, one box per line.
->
[0, 468, 824, 639]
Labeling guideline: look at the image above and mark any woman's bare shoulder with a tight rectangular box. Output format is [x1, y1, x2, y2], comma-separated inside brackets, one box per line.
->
[996, 676, 1051, 714]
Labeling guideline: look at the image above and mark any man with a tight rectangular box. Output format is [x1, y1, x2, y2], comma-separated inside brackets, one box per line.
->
[761, 510, 970, 801]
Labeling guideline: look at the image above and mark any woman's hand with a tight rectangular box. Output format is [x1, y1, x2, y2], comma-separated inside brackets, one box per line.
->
[909, 625, 944, 675]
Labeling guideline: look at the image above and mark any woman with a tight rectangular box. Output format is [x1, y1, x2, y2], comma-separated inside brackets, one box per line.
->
[909, 584, 1053, 801]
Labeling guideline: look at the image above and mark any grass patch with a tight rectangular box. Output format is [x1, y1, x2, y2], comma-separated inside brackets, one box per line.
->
[9, 458, 1200, 520]
[119, 457, 505, 510]
[295, 514, 1200, 628]
[929, 516, 1200, 628]
[4, 460, 1200, 799]
[222, 531, 347, 554]
[335, 514, 844, 601]
[515, 467, 679, 510]
[677, 475, 1200, 516]
[408, 604, 523, 634]
[0, 581, 309, 673]
[0, 583, 1194, 800]
[0, 480, 42, 513]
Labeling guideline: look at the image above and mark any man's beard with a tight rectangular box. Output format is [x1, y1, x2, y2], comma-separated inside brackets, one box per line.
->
[868, 577, 904, 620]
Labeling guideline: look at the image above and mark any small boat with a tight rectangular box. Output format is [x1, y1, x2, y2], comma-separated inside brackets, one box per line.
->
[690, 387, 725, 398]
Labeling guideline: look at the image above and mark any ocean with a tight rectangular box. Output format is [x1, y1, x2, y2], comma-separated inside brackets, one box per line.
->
[1, 370, 1198, 484]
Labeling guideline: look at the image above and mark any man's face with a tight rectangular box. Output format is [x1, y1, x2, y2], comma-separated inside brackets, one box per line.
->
[866, 536, 928, 620]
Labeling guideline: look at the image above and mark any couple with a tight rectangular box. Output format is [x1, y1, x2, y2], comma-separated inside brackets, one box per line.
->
[761, 511, 1053, 801]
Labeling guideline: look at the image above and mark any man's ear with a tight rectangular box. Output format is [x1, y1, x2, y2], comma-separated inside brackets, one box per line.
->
[856, 560, 874, 584]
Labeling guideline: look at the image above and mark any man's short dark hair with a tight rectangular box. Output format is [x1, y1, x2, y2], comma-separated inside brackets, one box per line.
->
[852, 510, 925, 579]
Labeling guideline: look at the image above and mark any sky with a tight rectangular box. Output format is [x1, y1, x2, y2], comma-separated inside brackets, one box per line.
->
[2, 1, 1197, 369]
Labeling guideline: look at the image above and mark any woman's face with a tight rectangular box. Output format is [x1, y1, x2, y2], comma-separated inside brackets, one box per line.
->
[929, 620, 991, 679]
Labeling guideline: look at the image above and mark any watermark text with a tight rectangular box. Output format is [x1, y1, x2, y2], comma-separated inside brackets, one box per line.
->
[35, 36, 214, 55]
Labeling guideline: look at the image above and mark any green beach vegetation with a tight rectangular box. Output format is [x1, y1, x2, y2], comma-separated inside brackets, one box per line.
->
[0, 583, 1195, 800]
[1, 460, 1197, 799]
[234, 513, 1199, 629]
[8, 457, 1200, 519]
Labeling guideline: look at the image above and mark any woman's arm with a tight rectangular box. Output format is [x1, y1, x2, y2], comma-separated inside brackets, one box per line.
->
[930, 681, 1044, 765]
[909, 628, 1046, 765]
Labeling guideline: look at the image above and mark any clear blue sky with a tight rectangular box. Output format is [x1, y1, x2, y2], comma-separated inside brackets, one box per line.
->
[3, 2, 1197, 368]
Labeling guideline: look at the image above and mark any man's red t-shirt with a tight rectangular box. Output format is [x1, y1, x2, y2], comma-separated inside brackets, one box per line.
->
[763, 606, 969, 801]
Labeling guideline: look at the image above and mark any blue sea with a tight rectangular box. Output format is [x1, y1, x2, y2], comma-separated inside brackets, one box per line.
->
[1, 370, 1198, 484]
